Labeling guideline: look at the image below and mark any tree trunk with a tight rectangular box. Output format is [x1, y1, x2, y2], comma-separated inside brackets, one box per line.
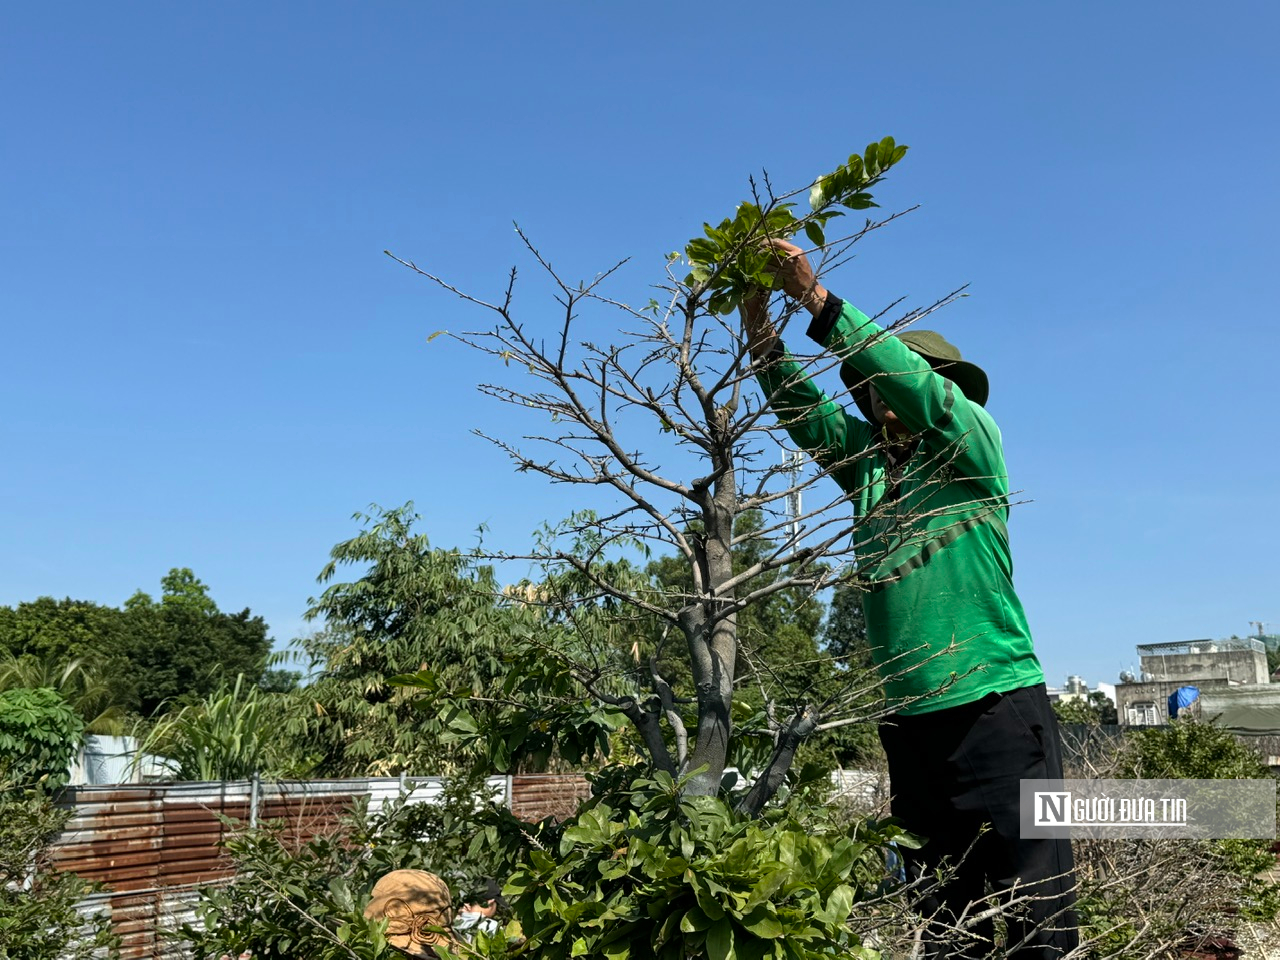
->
[738, 706, 819, 815]
[681, 487, 738, 796]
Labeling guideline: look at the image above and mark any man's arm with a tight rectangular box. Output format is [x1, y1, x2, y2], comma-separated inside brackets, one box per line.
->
[762, 238, 1005, 486]
[739, 290, 875, 481]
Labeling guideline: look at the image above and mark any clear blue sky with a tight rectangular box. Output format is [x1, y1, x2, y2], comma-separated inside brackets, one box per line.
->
[3, 2, 1277, 692]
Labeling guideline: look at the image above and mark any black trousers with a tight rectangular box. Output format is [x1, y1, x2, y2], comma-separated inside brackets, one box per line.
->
[879, 683, 1079, 959]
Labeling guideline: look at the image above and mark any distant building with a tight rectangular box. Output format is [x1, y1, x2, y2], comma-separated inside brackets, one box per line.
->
[1253, 633, 1280, 652]
[68, 735, 174, 785]
[1114, 637, 1269, 727]
[1046, 675, 1090, 704]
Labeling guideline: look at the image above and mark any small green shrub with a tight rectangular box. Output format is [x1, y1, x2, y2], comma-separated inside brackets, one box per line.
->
[0, 789, 119, 960]
[502, 769, 913, 960]
[0, 687, 84, 793]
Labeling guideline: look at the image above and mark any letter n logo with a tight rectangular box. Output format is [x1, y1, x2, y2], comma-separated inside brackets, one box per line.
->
[1034, 792, 1071, 826]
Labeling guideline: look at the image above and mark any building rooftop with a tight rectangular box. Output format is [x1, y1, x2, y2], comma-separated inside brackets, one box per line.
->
[1135, 638, 1265, 656]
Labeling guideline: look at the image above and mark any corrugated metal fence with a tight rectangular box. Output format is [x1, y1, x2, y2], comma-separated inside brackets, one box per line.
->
[52, 774, 585, 960]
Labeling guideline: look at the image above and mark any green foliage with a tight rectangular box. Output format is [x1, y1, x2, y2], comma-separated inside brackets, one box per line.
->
[0, 687, 83, 793]
[0, 789, 120, 960]
[0, 569, 272, 718]
[683, 137, 907, 315]
[394, 652, 626, 776]
[392, 517, 651, 775]
[0, 653, 128, 736]
[257, 668, 302, 693]
[1050, 691, 1117, 727]
[812, 586, 881, 768]
[820, 585, 869, 668]
[1123, 718, 1280, 921]
[122, 581, 273, 717]
[502, 769, 911, 960]
[1218, 837, 1280, 921]
[1073, 718, 1280, 950]
[138, 673, 286, 781]
[178, 774, 523, 960]
[159, 567, 219, 617]
[177, 763, 921, 960]
[296, 502, 533, 776]
[1118, 715, 1273, 780]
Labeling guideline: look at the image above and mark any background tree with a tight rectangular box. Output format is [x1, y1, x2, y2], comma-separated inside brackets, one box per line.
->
[821, 584, 870, 669]
[120, 568, 273, 715]
[391, 140, 933, 809]
[0, 596, 129, 679]
[1051, 690, 1117, 727]
[294, 503, 537, 776]
[0, 568, 272, 718]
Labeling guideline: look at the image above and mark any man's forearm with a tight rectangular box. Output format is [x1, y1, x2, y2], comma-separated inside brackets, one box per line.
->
[797, 282, 829, 318]
[740, 293, 781, 364]
[745, 319, 780, 363]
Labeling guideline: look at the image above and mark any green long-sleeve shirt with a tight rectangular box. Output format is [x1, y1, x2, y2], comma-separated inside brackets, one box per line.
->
[756, 298, 1044, 714]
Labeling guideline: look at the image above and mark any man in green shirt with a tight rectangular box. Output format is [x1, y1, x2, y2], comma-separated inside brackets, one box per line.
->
[741, 239, 1077, 958]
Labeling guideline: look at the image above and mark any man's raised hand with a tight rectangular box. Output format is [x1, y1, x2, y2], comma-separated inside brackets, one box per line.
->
[738, 288, 778, 363]
[761, 238, 828, 318]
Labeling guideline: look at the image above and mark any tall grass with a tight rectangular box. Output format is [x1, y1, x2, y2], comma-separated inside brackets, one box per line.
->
[140, 674, 272, 781]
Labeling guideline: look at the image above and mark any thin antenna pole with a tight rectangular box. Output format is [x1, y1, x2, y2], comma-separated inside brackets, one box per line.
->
[783, 449, 803, 543]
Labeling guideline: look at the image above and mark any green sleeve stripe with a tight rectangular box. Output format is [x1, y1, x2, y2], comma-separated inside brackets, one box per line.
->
[934, 379, 956, 431]
[866, 509, 1004, 593]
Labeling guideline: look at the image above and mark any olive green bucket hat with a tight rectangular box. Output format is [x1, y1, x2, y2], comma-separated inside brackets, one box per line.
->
[840, 329, 989, 423]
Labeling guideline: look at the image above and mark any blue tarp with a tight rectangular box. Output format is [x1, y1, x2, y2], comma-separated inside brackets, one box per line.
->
[1168, 685, 1200, 718]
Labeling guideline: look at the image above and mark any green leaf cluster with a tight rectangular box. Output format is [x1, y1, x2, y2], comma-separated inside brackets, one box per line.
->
[294, 503, 536, 777]
[502, 769, 914, 959]
[0, 654, 129, 736]
[807, 138, 909, 214]
[395, 650, 626, 775]
[1050, 690, 1117, 727]
[179, 808, 395, 960]
[1119, 715, 1275, 780]
[0, 789, 119, 959]
[0, 687, 83, 794]
[682, 137, 908, 315]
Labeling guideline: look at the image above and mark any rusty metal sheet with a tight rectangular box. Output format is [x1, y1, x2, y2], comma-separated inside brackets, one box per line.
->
[53, 778, 440, 958]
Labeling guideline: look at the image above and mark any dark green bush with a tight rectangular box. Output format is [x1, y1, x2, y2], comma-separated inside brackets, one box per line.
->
[0, 687, 84, 793]
[503, 769, 913, 960]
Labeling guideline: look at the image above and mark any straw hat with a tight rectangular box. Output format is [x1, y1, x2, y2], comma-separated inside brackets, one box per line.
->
[364, 869, 462, 956]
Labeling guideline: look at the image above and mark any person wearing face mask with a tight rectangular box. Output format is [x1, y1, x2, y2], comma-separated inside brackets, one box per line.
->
[740, 238, 1077, 959]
